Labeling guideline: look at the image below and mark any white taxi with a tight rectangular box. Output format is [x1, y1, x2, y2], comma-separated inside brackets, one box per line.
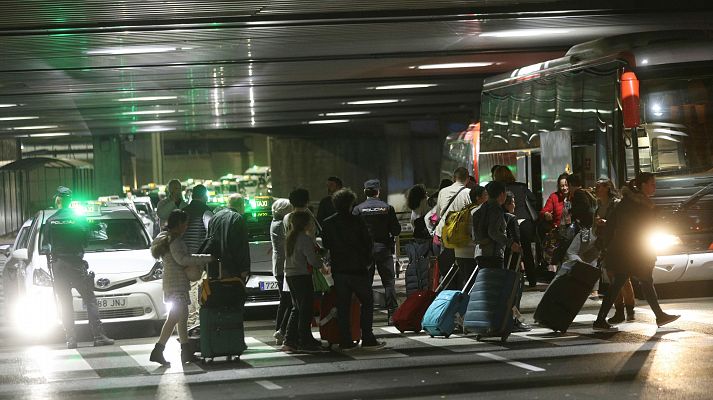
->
[1, 204, 167, 337]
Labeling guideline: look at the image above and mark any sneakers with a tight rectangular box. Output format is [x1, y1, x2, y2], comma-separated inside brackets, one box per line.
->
[593, 320, 619, 332]
[93, 334, 115, 347]
[280, 342, 298, 353]
[339, 342, 359, 352]
[656, 313, 680, 327]
[361, 340, 386, 351]
[273, 330, 285, 346]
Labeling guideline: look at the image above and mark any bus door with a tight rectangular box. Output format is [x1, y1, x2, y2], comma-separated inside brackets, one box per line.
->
[539, 130, 572, 206]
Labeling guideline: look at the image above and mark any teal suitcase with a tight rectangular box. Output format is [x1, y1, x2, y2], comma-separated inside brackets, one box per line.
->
[199, 306, 247, 363]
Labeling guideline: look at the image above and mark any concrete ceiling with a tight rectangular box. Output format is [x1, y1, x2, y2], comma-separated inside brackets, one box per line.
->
[1, 1, 713, 138]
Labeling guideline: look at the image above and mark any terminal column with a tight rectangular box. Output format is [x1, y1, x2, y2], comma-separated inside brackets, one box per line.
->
[92, 135, 123, 197]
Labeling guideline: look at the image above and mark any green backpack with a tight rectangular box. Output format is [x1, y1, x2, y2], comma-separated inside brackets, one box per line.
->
[441, 203, 478, 249]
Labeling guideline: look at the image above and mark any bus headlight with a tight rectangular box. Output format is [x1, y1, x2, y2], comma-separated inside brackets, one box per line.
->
[646, 231, 682, 254]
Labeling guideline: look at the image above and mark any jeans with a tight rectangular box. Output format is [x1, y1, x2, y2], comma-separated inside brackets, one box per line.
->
[597, 269, 663, 322]
[274, 274, 292, 334]
[370, 244, 397, 310]
[285, 275, 316, 346]
[519, 219, 537, 286]
[606, 270, 635, 308]
[52, 258, 104, 339]
[333, 273, 376, 346]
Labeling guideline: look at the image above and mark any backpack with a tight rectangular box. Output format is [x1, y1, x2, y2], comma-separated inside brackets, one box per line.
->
[441, 203, 478, 249]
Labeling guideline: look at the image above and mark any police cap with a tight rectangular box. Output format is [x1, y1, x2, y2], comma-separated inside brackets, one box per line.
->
[364, 179, 381, 190]
[55, 186, 72, 198]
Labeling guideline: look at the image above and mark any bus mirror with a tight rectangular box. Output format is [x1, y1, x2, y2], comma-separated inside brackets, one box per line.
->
[621, 71, 640, 129]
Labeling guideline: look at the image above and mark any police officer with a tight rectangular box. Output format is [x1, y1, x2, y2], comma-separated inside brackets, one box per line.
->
[46, 186, 114, 349]
[353, 179, 401, 317]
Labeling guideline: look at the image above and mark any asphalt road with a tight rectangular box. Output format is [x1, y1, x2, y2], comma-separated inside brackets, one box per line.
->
[1, 298, 713, 400]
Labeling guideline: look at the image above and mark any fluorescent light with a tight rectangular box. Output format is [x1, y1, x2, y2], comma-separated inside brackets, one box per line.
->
[322, 111, 371, 116]
[117, 96, 177, 102]
[653, 128, 688, 136]
[494, 121, 508, 126]
[12, 125, 58, 130]
[130, 119, 177, 125]
[0, 116, 39, 121]
[345, 99, 400, 105]
[122, 109, 176, 115]
[480, 29, 570, 38]
[136, 126, 176, 132]
[0, 104, 18, 108]
[28, 132, 71, 138]
[372, 84, 437, 90]
[87, 46, 191, 55]
[306, 119, 350, 125]
[413, 62, 494, 70]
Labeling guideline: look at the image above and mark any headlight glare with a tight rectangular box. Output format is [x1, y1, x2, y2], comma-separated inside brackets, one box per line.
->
[646, 230, 682, 253]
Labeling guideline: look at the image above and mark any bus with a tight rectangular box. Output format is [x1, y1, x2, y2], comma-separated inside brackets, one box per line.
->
[475, 30, 713, 285]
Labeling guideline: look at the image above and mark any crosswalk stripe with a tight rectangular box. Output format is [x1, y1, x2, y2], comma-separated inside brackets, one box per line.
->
[477, 352, 546, 372]
[242, 337, 305, 367]
[380, 327, 506, 352]
[19, 347, 99, 382]
[121, 341, 203, 375]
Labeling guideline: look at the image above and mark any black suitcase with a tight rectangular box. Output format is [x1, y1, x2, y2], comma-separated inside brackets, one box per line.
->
[533, 261, 600, 333]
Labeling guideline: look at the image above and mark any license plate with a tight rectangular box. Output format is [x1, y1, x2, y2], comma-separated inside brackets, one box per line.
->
[83, 297, 127, 310]
[258, 281, 279, 291]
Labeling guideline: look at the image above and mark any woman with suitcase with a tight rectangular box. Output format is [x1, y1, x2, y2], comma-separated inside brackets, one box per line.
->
[149, 209, 214, 366]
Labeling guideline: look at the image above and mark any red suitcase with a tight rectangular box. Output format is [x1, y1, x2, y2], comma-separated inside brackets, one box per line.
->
[392, 263, 458, 333]
[317, 288, 361, 346]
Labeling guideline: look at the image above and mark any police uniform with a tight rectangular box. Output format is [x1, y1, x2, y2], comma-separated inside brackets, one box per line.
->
[46, 187, 113, 348]
[352, 179, 401, 312]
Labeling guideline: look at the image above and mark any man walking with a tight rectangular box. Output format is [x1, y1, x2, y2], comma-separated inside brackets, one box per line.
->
[322, 188, 385, 351]
[206, 194, 251, 281]
[317, 176, 343, 228]
[156, 179, 187, 228]
[353, 179, 401, 318]
[46, 186, 114, 349]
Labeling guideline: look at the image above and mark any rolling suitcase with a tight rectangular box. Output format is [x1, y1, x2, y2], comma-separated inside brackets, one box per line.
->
[533, 260, 601, 333]
[317, 287, 361, 347]
[421, 264, 479, 338]
[392, 263, 458, 333]
[464, 253, 521, 343]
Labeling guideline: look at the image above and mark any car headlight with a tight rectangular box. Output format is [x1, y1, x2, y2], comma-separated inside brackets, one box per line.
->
[140, 261, 164, 282]
[646, 230, 682, 254]
[33, 268, 53, 287]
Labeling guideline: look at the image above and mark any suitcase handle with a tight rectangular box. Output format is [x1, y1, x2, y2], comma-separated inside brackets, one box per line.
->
[435, 264, 459, 292]
[506, 252, 522, 272]
[461, 265, 479, 293]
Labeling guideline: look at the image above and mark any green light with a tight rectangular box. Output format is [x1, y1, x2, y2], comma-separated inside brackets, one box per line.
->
[249, 199, 257, 209]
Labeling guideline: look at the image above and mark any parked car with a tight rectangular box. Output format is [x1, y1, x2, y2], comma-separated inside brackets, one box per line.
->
[1, 204, 167, 337]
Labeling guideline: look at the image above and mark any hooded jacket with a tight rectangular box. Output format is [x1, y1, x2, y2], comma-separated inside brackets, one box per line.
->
[603, 186, 657, 276]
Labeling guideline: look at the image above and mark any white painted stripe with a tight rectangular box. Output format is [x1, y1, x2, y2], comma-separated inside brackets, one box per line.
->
[22, 347, 99, 381]
[122, 341, 201, 375]
[477, 352, 546, 372]
[242, 337, 305, 367]
[381, 326, 506, 352]
[343, 347, 408, 360]
[255, 380, 283, 390]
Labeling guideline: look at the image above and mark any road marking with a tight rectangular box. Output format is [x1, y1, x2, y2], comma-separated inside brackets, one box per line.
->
[255, 380, 282, 390]
[380, 326, 506, 352]
[477, 352, 545, 372]
[22, 347, 99, 381]
[242, 337, 305, 367]
[122, 342, 202, 375]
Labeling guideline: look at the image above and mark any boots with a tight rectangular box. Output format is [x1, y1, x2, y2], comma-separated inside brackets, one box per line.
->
[149, 343, 171, 366]
[626, 305, 636, 321]
[93, 333, 115, 347]
[181, 343, 198, 364]
[607, 305, 625, 325]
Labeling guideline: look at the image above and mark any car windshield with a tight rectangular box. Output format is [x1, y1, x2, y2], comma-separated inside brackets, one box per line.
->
[40, 217, 150, 253]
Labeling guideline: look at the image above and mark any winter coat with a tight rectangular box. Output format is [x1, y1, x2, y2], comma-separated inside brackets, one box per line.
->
[505, 182, 538, 221]
[152, 231, 212, 298]
[541, 191, 566, 228]
[603, 186, 657, 276]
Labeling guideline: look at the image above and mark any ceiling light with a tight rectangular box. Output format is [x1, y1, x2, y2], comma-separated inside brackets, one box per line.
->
[130, 119, 177, 125]
[413, 62, 494, 70]
[479, 29, 570, 38]
[122, 110, 176, 115]
[0, 104, 19, 108]
[306, 119, 350, 125]
[0, 116, 39, 121]
[87, 46, 191, 55]
[28, 132, 71, 137]
[117, 96, 177, 102]
[12, 125, 58, 130]
[323, 111, 371, 116]
[372, 84, 437, 90]
[345, 99, 400, 105]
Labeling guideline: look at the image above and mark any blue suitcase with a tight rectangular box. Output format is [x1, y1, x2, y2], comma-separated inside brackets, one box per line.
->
[463, 253, 521, 343]
[422, 265, 479, 338]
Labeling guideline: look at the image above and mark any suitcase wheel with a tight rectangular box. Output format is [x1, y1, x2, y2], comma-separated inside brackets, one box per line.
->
[475, 335, 482, 341]
[429, 335, 434, 338]
[398, 329, 404, 334]
[500, 334, 509, 343]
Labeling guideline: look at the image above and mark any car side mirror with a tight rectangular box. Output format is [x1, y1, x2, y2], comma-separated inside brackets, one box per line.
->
[11, 248, 28, 261]
[0, 244, 11, 257]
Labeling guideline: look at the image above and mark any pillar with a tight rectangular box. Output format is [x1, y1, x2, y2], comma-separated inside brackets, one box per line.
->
[92, 135, 123, 197]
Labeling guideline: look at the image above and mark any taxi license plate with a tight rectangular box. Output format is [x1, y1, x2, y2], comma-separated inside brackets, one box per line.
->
[83, 297, 127, 310]
[258, 281, 279, 291]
